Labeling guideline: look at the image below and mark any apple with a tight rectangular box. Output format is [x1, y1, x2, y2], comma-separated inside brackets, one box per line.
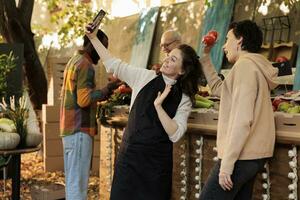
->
[287, 106, 300, 114]
[275, 56, 288, 63]
[278, 102, 293, 112]
[272, 97, 285, 110]
[208, 30, 218, 40]
[202, 35, 216, 46]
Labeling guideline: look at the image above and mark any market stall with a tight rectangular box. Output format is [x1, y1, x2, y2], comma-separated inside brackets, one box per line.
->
[99, 105, 300, 200]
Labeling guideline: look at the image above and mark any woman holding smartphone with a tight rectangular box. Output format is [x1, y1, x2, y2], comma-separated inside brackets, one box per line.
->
[86, 24, 203, 199]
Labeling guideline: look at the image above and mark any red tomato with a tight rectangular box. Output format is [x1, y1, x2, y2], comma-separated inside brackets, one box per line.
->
[118, 84, 132, 94]
[272, 97, 285, 110]
[208, 30, 218, 40]
[202, 35, 216, 46]
[275, 56, 288, 63]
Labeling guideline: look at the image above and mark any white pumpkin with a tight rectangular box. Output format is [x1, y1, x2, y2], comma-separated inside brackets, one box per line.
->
[0, 132, 20, 150]
[25, 133, 43, 147]
[23, 91, 43, 147]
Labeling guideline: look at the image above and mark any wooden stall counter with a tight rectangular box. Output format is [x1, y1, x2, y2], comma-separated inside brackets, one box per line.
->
[107, 107, 300, 145]
[102, 107, 300, 200]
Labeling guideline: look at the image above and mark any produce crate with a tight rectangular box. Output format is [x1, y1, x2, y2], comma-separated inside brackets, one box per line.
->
[275, 112, 300, 132]
[188, 109, 218, 125]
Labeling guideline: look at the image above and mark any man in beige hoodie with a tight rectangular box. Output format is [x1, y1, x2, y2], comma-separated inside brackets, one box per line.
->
[200, 20, 278, 200]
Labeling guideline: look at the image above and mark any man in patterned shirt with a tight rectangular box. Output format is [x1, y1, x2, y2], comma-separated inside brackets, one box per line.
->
[60, 30, 118, 200]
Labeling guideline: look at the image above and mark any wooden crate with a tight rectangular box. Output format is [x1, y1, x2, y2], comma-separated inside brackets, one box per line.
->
[172, 132, 299, 200]
[188, 111, 218, 125]
[275, 112, 300, 132]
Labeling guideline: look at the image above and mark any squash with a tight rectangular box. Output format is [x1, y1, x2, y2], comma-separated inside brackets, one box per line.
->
[0, 132, 20, 150]
[23, 91, 43, 147]
[25, 133, 42, 147]
[0, 118, 16, 133]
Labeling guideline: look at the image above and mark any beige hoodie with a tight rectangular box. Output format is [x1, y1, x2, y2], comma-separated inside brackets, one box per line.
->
[200, 53, 278, 175]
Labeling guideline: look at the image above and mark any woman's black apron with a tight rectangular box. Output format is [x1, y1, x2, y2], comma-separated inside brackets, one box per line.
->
[110, 74, 182, 200]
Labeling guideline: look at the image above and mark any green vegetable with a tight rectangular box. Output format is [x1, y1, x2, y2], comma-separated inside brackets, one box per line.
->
[0, 51, 17, 97]
[194, 100, 213, 108]
[195, 94, 214, 104]
[0, 118, 16, 132]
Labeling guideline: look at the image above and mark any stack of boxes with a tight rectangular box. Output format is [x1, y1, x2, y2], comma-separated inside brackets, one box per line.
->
[42, 57, 67, 172]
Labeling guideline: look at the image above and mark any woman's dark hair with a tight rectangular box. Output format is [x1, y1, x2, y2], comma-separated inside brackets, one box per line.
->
[177, 44, 204, 103]
[79, 30, 108, 64]
[229, 20, 263, 53]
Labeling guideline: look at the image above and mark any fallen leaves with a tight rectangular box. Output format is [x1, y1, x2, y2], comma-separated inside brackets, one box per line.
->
[0, 152, 100, 199]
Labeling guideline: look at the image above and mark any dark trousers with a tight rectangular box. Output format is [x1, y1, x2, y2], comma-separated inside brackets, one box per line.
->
[200, 158, 267, 200]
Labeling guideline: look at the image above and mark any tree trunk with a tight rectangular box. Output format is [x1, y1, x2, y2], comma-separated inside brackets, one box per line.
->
[0, 0, 47, 109]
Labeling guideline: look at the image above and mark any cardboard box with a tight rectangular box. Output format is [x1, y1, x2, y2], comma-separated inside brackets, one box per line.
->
[91, 157, 99, 176]
[93, 140, 100, 157]
[94, 132, 100, 141]
[31, 183, 65, 200]
[43, 122, 60, 140]
[275, 112, 300, 132]
[44, 156, 64, 172]
[44, 139, 63, 157]
[42, 105, 60, 123]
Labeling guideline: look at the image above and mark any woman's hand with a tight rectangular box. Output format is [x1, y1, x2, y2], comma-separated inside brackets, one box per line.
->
[219, 171, 233, 191]
[154, 84, 172, 108]
[202, 44, 214, 55]
[85, 23, 99, 39]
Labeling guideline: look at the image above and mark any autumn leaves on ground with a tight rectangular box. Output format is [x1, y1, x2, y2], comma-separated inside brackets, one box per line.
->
[0, 153, 100, 199]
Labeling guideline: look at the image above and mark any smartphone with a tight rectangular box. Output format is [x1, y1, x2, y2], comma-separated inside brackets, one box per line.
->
[88, 9, 106, 32]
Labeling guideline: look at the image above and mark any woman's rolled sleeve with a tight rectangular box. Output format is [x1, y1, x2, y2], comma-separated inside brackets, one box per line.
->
[169, 95, 192, 142]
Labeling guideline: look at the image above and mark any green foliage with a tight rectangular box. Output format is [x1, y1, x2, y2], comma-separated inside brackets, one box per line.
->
[43, 0, 105, 46]
[97, 92, 131, 124]
[0, 51, 17, 97]
[204, 0, 214, 7]
[0, 96, 29, 148]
